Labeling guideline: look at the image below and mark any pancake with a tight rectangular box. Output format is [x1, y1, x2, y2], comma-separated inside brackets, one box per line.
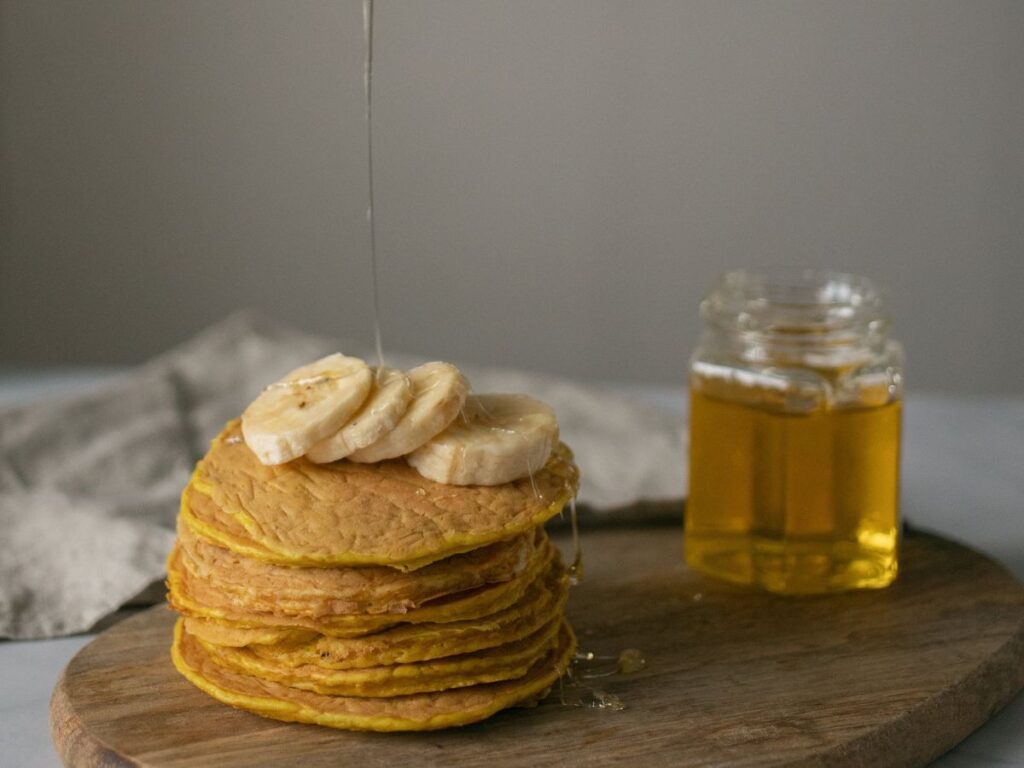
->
[198, 616, 562, 698]
[181, 619, 315, 648]
[167, 542, 558, 637]
[178, 513, 540, 616]
[255, 563, 566, 668]
[181, 562, 563, 652]
[188, 419, 578, 569]
[172, 618, 577, 731]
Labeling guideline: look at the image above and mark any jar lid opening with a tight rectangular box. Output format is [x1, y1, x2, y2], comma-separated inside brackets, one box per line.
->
[703, 269, 887, 337]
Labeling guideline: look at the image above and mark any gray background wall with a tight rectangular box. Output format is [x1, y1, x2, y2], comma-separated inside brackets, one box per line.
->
[1, 0, 1021, 393]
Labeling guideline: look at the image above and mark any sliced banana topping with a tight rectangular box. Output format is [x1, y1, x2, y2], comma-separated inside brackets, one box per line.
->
[241, 354, 373, 465]
[306, 367, 413, 463]
[348, 362, 469, 464]
[239, 355, 559, 487]
[407, 394, 559, 486]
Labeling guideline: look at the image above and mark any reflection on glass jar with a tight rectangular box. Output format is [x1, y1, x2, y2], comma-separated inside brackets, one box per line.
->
[686, 270, 903, 595]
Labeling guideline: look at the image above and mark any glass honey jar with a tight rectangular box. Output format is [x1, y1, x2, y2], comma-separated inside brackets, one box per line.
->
[685, 270, 903, 594]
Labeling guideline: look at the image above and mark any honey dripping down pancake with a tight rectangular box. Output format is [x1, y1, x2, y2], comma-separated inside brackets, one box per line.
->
[167, 334, 589, 728]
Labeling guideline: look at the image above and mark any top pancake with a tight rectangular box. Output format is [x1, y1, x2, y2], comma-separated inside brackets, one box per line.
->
[191, 420, 579, 569]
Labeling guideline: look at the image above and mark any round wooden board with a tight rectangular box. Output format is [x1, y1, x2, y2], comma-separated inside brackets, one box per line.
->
[51, 528, 1024, 768]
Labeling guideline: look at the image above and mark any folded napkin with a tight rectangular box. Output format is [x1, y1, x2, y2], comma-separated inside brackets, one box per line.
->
[0, 313, 686, 639]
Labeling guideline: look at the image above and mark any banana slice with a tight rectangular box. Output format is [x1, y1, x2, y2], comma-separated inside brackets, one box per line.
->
[348, 362, 469, 463]
[407, 394, 558, 486]
[306, 367, 413, 463]
[241, 353, 373, 465]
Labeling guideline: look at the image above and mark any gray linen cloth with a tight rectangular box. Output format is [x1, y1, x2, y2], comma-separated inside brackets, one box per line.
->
[0, 313, 686, 639]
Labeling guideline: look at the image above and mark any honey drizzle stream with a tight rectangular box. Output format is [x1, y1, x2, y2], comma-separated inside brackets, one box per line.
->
[363, 0, 384, 370]
[358, 0, 639, 710]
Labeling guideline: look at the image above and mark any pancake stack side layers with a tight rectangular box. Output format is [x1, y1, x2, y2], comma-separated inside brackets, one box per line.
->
[167, 355, 580, 731]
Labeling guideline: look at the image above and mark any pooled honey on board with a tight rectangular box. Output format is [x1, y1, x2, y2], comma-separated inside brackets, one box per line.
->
[686, 367, 901, 594]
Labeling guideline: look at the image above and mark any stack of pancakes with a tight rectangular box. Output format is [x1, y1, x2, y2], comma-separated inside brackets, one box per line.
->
[168, 419, 580, 731]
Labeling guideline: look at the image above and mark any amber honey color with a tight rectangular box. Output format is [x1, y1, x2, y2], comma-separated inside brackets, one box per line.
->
[686, 387, 901, 594]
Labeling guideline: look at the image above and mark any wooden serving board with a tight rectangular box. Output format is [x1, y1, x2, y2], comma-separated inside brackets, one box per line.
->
[51, 525, 1024, 768]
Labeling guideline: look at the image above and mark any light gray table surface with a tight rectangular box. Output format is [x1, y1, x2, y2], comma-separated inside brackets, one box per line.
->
[1, 370, 1021, 767]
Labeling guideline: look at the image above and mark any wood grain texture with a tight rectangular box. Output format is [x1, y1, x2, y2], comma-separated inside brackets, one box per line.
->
[50, 528, 1024, 768]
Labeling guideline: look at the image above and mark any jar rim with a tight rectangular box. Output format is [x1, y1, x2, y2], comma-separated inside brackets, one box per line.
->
[701, 269, 888, 337]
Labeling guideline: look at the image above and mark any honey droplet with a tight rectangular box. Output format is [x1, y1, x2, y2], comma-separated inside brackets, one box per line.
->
[558, 666, 626, 711]
[571, 648, 647, 680]
[616, 648, 646, 675]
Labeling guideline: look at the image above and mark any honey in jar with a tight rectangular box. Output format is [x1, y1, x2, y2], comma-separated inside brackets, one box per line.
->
[685, 270, 903, 594]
